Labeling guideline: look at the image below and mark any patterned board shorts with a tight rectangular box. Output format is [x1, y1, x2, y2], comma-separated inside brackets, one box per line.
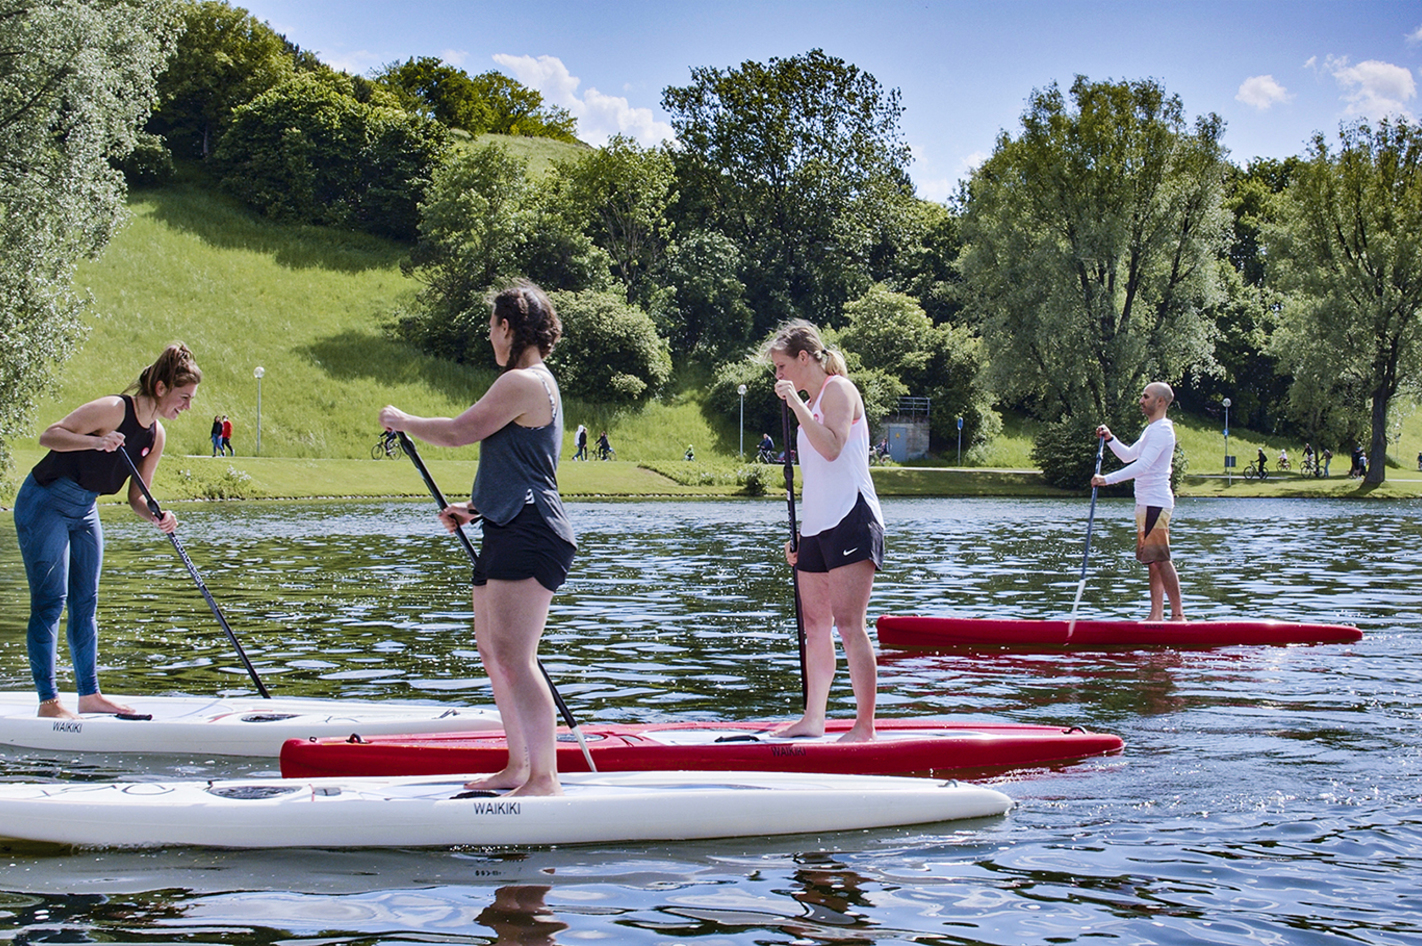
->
[1135, 505, 1172, 564]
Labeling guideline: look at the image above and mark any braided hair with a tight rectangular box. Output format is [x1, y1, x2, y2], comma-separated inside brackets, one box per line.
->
[490, 280, 562, 371]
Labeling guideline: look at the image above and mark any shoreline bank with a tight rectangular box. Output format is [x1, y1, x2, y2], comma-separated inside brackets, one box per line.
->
[6, 448, 1420, 506]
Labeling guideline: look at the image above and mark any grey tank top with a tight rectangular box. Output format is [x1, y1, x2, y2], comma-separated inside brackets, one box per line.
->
[469, 366, 575, 547]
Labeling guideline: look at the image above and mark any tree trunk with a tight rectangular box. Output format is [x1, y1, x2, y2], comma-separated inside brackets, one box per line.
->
[1366, 389, 1389, 484]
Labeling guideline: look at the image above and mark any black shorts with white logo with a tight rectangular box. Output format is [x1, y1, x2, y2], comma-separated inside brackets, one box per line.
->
[796, 493, 884, 574]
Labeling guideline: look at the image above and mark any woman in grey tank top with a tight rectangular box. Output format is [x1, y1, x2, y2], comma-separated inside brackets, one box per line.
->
[380, 282, 575, 797]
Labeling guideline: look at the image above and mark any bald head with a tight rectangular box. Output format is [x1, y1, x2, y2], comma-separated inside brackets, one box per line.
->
[1140, 382, 1174, 421]
[1145, 382, 1174, 405]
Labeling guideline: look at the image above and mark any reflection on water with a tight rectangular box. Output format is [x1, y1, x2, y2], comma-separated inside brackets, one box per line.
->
[1, 496, 1420, 945]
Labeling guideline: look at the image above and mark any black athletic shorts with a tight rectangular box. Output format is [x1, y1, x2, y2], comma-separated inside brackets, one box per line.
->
[795, 492, 884, 573]
[472, 503, 576, 592]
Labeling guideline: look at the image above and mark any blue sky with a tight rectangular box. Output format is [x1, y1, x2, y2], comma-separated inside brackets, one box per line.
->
[236, 0, 1422, 202]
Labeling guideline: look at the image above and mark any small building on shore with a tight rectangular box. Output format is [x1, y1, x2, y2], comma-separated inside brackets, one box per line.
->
[882, 396, 930, 462]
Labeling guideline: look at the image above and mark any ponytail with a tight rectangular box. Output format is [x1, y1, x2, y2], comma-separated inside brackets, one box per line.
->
[761, 319, 847, 377]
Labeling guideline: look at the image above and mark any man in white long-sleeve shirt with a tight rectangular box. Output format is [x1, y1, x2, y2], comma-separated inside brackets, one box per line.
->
[1092, 382, 1186, 622]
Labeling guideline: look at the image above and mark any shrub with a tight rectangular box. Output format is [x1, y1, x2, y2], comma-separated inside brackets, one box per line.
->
[1031, 417, 1115, 492]
[117, 132, 174, 187]
[545, 290, 671, 405]
[215, 73, 448, 240]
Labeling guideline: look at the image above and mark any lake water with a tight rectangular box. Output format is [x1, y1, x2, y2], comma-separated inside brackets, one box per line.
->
[1, 496, 1419, 945]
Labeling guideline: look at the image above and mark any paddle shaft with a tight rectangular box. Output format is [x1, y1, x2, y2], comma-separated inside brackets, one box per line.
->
[394, 431, 596, 771]
[781, 401, 809, 709]
[117, 448, 271, 697]
[1066, 434, 1107, 639]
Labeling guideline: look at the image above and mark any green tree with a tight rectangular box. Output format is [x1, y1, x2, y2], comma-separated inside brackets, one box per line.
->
[214, 72, 448, 240]
[838, 285, 1000, 454]
[375, 57, 578, 142]
[467, 69, 577, 141]
[872, 198, 966, 327]
[0, 0, 182, 483]
[555, 135, 676, 306]
[1268, 118, 1422, 484]
[545, 290, 671, 404]
[399, 143, 609, 363]
[663, 49, 915, 334]
[148, 0, 297, 158]
[658, 231, 753, 359]
[959, 76, 1229, 436]
[1181, 159, 1300, 434]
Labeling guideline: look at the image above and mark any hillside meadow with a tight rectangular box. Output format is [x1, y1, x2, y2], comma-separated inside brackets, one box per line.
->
[9, 149, 1422, 505]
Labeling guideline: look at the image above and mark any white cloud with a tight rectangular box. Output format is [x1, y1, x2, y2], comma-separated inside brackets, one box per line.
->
[1407, 24, 1422, 46]
[492, 53, 675, 147]
[1236, 75, 1292, 110]
[1324, 55, 1416, 119]
[960, 150, 990, 176]
[916, 176, 954, 203]
[321, 49, 386, 76]
[441, 49, 469, 68]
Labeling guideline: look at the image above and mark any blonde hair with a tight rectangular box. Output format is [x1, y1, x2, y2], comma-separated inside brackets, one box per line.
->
[760, 319, 848, 376]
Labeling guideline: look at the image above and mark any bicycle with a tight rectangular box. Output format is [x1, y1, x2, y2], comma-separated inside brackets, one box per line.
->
[597, 445, 616, 461]
[755, 447, 776, 464]
[371, 430, 404, 460]
[1298, 455, 1320, 477]
[1243, 459, 1268, 480]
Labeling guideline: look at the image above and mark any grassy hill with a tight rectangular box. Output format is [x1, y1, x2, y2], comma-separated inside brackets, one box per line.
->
[38, 170, 731, 465]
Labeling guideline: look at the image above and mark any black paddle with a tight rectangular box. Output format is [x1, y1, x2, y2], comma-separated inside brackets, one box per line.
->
[117, 447, 271, 697]
[394, 430, 597, 772]
[780, 401, 809, 709]
[1066, 434, 1108, 640]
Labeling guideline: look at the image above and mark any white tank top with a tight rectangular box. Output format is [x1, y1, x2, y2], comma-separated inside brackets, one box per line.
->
[797, 379, 885, 537]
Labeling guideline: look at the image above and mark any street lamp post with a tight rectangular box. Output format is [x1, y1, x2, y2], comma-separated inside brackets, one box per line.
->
[254, 366, 265, 456]
[1223, 397, 1231, 486]
[737, 384, 747, 457]
[956, 416, 963, 466]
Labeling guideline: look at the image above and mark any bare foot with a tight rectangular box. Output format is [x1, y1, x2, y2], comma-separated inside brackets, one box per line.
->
[504, 775, 563, 797]
[37, 700, 79, 720]
[463, 767, 527, 791]
[835, 723, 876, 744]
[77, 693, 134, 715]
[1170, 614, 1188, 622]
[770, 717, 825, 739]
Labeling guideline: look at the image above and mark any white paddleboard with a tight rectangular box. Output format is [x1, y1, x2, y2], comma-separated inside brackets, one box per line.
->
[0, 771, 1014, 849]
[0, 692, 499, 757]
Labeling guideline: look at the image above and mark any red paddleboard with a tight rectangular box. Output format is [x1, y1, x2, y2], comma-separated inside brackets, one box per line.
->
[877, 615, 1363, 649]
[280, 718, 1123, 779]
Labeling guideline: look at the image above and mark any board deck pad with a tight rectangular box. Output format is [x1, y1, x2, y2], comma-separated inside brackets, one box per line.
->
[280, 717, 1124, 778]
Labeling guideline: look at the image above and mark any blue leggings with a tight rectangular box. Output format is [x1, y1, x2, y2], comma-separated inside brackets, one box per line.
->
[14, 474, 105, 702]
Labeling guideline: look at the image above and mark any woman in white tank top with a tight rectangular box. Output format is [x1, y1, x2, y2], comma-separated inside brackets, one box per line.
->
[766, 320, 883, 743]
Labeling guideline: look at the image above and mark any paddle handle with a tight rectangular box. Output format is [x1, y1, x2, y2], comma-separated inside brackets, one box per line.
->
[117, 447, 270, 697]
[781, 400, 808, 709]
